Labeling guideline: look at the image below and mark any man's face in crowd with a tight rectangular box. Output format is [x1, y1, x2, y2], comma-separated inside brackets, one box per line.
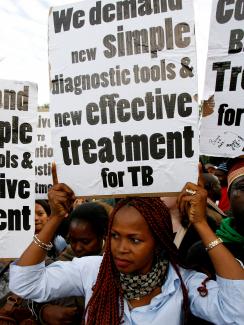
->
[230, 175, 244, 235]
[215, 170, 227, 187]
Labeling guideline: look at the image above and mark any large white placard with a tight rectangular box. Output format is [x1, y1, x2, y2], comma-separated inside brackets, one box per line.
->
[49, 0, 199, 197]
[0, 79, 37, 258]
[200, 0, 244, 157]
[35, 110, 53, 199]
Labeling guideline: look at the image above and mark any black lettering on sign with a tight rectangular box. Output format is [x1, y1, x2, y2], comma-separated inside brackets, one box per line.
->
[216, 0, 244, 24]
[0, 206, 31, 231]
[59, 127, 194, 166]
[53, 8, 85, 33]
[0, 116, 32, 149]
[0, 86, 29, 111]
[54, 110, 82, 127]
[0, 174, 30, 199]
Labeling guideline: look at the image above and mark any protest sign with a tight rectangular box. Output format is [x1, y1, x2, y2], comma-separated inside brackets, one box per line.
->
[0, 79, 37, 258]
[35, 109, 53, 198]
[49, 0, 199, 197]
[200, 0, 244, 157]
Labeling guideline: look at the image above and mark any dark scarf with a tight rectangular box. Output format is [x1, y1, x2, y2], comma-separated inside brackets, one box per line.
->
[120, 259, 169, 300]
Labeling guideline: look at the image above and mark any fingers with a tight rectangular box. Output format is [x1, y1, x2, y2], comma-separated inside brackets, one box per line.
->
[48, 179, 76, 218]
[178, 182, 208, 224]
[48, 190, 74, 217]
[52, 183, 75, 196]
[52, 162, 58, 185]
[51, 163, 75, 197]
[50, 163, 75, 207]
[177, 182, 195, 206]
[177, 182, 201, 216]
[198, 162, 205, 188]
[178, 195, 192, 218]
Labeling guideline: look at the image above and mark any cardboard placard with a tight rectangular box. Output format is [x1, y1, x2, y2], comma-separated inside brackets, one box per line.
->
[49, 0, 199, 197]
[0, 79, 37, 258]
[200, 0, 244, 157]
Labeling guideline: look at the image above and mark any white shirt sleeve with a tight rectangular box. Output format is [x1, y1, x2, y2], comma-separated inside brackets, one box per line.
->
[9, 256, 102, 303]
[186, 270, 244, 325]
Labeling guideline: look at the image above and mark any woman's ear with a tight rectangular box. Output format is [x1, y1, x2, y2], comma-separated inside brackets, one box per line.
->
[100, 237, 106, 252]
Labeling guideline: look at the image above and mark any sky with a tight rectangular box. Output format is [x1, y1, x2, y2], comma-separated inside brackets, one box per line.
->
[0, 0, 212, 105]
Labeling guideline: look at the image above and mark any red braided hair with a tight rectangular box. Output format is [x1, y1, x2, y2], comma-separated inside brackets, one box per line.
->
[85, 197, 189, 325]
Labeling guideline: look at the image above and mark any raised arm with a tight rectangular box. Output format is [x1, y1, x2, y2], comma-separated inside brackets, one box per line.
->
[17, 163, 75, 266]
[178, 182, 244, 280]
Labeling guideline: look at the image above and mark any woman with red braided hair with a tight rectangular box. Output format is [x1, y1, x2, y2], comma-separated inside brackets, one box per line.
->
[9, 166, 244, 325]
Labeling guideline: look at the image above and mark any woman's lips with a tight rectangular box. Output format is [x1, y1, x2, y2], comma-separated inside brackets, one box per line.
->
[114, 258, 132, 268]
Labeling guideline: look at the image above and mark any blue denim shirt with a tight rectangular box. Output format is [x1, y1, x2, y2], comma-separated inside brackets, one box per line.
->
[9, 256, 244, 325]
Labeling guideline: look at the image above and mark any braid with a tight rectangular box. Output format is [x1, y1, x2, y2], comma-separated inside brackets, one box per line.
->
[85, 197, 188, 325]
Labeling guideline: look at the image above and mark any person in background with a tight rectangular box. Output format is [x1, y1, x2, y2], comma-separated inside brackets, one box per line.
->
[59, 201, 109, 261]
[202, 173, 225, 227]
[187, 158, 244, 278]
[38, 201, 109, 325]
[203, 174, 221, 203]
[214, 162, 230, 212]
[35, 200, 50, 234]
[205, 163, 216, 175]
[73, 197, 115, 210]
[36, 200, 67, 258]
[216, 158, 244, 263]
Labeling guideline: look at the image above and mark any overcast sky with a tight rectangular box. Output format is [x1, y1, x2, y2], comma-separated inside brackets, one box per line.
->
[0, 0, 212, 105]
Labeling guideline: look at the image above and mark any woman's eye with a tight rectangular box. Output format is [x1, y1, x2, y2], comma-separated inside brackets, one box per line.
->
[82, 240, 90, 245]
[111, 232, 118, 239]
[131, 238, 141, 244]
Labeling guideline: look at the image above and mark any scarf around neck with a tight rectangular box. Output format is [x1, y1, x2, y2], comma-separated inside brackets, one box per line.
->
[216, 217, 244, 247]
[120, 258, 169, 300]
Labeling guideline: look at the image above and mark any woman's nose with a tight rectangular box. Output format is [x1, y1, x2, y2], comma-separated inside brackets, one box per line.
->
[73, 242, 83, 254]
[117, 239, 130, 253]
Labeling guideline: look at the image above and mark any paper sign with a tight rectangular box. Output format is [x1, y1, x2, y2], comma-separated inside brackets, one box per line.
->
[0, 79, 37, 258]
[49, 0, 199, 196]
[200, 0, 244, 157]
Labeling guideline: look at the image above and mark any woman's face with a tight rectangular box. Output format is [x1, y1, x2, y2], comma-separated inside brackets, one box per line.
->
[111, 205, 156, 275]
[69, 220, 102, 257]
[35, 203, 49, 233]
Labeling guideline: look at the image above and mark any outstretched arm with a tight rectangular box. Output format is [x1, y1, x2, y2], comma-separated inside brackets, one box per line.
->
[17, 163, 75, 266]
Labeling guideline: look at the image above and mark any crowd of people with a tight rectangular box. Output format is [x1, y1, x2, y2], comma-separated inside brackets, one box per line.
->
[0, 157, 243, 325]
